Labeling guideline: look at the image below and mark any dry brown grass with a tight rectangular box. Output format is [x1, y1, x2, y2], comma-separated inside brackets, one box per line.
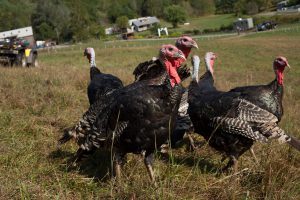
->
[0, 27, 300, 199]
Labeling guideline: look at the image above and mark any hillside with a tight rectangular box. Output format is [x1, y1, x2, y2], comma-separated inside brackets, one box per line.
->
[2, 0, 298, 42]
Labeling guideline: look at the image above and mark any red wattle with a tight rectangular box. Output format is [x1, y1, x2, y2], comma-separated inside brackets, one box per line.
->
[164, 61, 181, 87]
[276, 70, 284, 85]
[210, 59, 215, 73]
[171, 58, 186, 69]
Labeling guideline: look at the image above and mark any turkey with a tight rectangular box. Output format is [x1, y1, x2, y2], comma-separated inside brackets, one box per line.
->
[170, 52, 217, 148]
[59, 37, 195, 146]
[60, 44, 186, 183]
[58, 48, 124, 144]
[224, 56, 290, 161]
[229, 56, 290, 122]
[133, 35, 198, 82]
[132, 36, 199, 149]
[188, 54, 287, 155]
[188, 55, 300, 172]
[84, 47, 123, 105]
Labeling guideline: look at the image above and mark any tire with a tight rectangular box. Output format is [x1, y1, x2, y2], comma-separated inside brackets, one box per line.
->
[15, 52, 26, 67]
[31, 54, 38, 67]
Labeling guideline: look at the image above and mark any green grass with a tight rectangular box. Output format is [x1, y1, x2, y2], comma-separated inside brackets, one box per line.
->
[160, 14, 236, 31]
[0, 25, 300, 199]
[134, 14, 237, 37]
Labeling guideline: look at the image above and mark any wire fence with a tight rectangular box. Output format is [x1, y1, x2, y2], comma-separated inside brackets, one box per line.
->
[39, 25, 300, 53]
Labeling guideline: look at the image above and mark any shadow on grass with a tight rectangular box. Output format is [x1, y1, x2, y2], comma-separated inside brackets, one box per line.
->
[49, 149, 113, 182]
[157, 151, 219, 174]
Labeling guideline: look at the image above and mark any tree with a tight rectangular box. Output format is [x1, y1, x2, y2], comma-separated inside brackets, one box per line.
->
[107, 0, 137, 22]
[32, 0, 70, 42]
[288, 0, 300, 6]
[215, 0, 238, 14]
[190, 0, 216, 15]
[234, 0, 247, 16]
[144, 0, 171, 17]
[164, 5, 187, 28]
[246, 1, 259, 14]
[0, 0, 33, 32]
[116, 16, 129, 32]
[36, 22, 56, 40]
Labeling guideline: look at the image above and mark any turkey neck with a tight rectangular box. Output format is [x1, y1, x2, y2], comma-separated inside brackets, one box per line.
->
[151, 58, 182, 106]
[205, 56, 214, 76]
[179, 47, 191, 59]
[266, 66, 284, 120]
[196, 56, 215, 90]
[89, 52, 101, 80]
[191, 57, 199, 82]
[272, 66, 285, 99]
[90, 52, 97, 68]
[275, 66, 285, 86]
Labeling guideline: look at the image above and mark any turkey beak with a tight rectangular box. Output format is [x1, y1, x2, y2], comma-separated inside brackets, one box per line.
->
[286, 63, 291, 69]
[191, 41, 198, 49]
[176, 51, 186, 61]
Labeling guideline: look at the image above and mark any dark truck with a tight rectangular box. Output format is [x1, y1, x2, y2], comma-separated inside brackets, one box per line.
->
[256, 21, 277, 32]
[0, 37, 38, 67]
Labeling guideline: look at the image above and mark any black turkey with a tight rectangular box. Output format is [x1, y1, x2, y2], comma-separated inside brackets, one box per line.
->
[58, 48, 123, 144]
[84, 47, 123, 105]
[60, 44, 186, 182]
[132, 36, 199, 149]
[171, 52, 217, 148]
[225, 56, 290, 161]
[229, 56, 290, 122]
[133, 35, 198, 82]
[188, 55, 300, 172]
[59, 37, 196, 146]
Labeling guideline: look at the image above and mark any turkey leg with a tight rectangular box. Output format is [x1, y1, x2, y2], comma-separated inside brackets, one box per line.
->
[144, 152, 156, 184]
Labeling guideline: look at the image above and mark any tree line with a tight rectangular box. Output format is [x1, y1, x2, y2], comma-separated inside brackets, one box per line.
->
[0, 0, 295, 43]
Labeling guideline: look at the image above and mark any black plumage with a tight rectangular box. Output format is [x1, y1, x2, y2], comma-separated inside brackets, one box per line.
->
[84, 48, 123, 105]
[170, 52, 217, 147]
[58, 48, 123, 144]
[131, 36, 200, 148]
[188, 55, 300, 171]
[60, 44, 186, 182]
[228, 56, 290, 121]
[59, 37, 197, 146]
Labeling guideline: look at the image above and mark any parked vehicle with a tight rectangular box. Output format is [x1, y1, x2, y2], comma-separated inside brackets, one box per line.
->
[256, 21, 277, 31]
[0, 37, 38, 67]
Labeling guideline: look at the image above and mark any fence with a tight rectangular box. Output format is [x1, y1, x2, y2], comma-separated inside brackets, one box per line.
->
[39, 25, 300, 53]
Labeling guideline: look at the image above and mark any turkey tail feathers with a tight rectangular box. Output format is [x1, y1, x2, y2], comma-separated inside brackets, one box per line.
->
[58, 128, 76, 146]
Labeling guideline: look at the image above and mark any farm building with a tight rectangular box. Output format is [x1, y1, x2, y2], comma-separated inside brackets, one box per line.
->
[129, 16, 159, 32]
[0, 26, 35, 47]
[233, 18, 254, 31]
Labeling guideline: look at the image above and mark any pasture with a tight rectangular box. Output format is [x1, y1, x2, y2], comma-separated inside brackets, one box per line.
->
[0, 26, 300, 199]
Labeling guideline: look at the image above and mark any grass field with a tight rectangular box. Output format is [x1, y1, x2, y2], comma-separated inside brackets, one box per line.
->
[0, 25, 300, 199]
[161, 14, 237, 31]
[136, 14, 237, 37]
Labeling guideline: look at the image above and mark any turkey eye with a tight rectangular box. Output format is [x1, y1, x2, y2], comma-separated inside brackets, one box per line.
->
[183, 39, 187, 42]
[169, 48, 173, 51]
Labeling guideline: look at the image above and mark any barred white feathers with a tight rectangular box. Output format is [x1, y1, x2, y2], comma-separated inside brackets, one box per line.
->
[210, 99, 297, 145]
[211, 117, 268, 143]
